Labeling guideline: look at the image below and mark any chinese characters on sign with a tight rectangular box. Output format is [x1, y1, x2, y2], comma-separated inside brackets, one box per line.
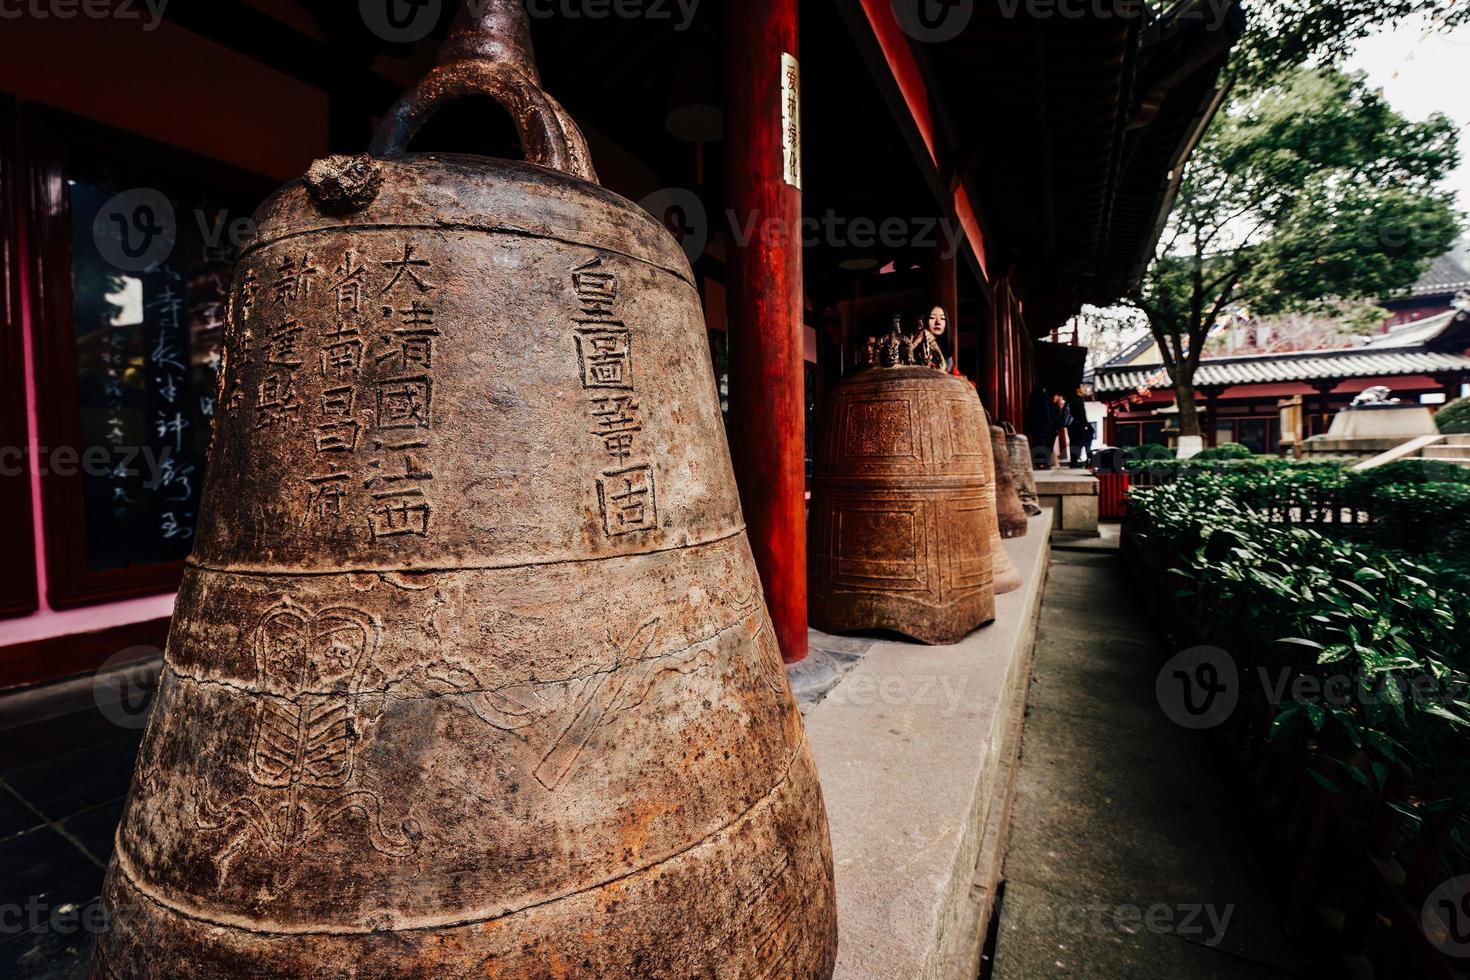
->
[780, 52, 802, 191]
[571, 256, 658, 536]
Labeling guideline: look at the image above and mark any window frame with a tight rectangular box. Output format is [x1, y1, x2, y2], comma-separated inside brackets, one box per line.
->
[24, 104, 272, 609]
[0, 93, 38, 620]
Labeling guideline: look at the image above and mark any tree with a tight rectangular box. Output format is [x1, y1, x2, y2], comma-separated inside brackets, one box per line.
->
[1128, 68, 1462, 437]
[1235, 1, 1470, 86]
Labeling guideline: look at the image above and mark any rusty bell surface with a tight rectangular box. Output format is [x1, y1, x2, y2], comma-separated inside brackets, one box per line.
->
[91, 6, 837, 978]
[808, 364, 996, 645]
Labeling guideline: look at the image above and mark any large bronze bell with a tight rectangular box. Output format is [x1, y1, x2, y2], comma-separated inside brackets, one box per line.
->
[808, 323, 996, 644]
[91, 5, 837, 977]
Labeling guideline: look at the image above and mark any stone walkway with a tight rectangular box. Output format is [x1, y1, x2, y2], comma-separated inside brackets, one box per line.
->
[0, 661, 156, 979]
[987, 531, 1302, 979]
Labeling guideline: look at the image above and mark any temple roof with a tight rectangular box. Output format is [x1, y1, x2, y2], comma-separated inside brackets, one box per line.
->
[1095, 339, 1470, 394]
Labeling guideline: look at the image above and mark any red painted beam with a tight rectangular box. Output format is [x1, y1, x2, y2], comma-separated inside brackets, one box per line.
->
[726, 0, 807, 663]
[856, 0, 990, 282]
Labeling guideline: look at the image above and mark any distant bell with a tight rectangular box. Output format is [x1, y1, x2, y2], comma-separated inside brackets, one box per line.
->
[808, 329, 996, 644]
[90, 2, 837, 976]
[980, 411, 1024, 594]
[1005, 426, 1044, 516]
[992, 424, 1030, 539]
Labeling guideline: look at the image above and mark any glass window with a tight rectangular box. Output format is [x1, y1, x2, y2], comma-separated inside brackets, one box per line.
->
[1237, 418, 1270, 455]
[27, 107, 270, 607]
[67, 153, 233, 572]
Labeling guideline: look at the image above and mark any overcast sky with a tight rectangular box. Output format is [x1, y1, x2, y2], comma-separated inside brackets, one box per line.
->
[1343, 16, 1470, 220]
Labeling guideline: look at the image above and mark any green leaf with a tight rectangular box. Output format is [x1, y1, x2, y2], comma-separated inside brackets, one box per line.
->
[1268, 705, 1304, 741]
[1330, 757, 1370, 787]
[1421, 704, 1470, 729]
[1306, 767, 1344, 796]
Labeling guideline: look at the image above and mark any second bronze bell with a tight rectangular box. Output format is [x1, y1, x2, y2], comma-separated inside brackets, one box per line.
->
[809, 318, 997, 645]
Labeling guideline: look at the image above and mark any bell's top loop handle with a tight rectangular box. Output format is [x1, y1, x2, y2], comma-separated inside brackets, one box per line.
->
[1002, 421, 1017, 436]
[369, 0, 599, 185]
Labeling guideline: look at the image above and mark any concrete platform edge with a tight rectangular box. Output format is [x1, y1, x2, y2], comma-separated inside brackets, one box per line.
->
[804, 508, 1054, 980]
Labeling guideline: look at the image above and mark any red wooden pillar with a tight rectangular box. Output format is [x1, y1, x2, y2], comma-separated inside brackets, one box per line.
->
[1013, 310, 1028, 430]
[726, 0, 807, 663]
[999, 288, 1015, 425]
[983, 287, 1002, 418]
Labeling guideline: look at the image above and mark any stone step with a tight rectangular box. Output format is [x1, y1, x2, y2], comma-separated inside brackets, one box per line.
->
[1420, 452, 1470, 466]
[1423, 444, 1470, 460]
[1446, 433, 1470, 446]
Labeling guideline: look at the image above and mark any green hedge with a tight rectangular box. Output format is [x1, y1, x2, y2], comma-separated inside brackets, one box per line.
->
[1437, 396, 1470, 434]
[1126, 470, 1470, 868]
[1193, 442, 1254, 461]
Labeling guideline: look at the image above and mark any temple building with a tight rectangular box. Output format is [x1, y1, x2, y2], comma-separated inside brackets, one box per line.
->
[0, 0, 1243, 683]
[1097, 252, 1470, 452]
